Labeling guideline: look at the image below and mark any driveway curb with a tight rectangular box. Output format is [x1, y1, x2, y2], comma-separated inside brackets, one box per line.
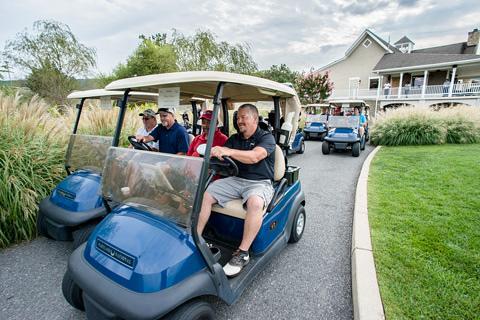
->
[352, 146, 385, 320]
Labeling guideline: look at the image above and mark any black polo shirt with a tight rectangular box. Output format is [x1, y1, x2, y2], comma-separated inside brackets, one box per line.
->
[225, 127, 276, 181]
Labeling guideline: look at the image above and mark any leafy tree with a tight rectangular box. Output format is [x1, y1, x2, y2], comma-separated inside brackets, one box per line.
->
[296, 69, 333, 104]
[255, 64, 299, 85]
[101, 38, 177, 85]
[2, 20, 96, 104]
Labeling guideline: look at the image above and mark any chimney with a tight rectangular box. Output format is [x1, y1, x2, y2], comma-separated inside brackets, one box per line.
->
[467, 28, 479, 46]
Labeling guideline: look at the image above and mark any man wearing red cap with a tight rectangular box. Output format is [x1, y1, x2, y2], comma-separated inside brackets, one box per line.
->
[187, 110, 228, 157]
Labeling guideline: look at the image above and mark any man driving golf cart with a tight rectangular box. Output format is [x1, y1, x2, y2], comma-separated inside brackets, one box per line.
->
[198, 103, 275, 277]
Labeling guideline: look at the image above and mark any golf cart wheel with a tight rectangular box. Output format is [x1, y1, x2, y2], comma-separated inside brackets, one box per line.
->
[36, 211, 50, 238]
[62, 271, 85, 311]
[352, 142, 360, 157]
[72, 223, 97, 250]
[164, 299, 215, 320]
[360, 136, 366, 151]
[322, 141, 330, 155]
[289, 206, 306, 243]
[297, 140, 305, 154]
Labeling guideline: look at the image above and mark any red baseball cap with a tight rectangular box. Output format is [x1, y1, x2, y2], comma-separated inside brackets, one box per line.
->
[200, 110, 213, 121]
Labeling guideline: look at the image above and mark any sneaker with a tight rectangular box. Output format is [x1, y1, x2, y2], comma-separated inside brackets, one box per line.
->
[223, 249, 250, 277]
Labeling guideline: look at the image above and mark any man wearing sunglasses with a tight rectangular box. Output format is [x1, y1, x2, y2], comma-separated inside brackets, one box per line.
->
[134, 109, 159, 151]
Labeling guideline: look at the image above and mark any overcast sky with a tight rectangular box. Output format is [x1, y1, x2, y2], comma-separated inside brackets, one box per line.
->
[1, 0, 479, 78]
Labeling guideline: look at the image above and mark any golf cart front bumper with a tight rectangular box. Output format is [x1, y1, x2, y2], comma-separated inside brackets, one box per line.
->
[68, 244, 217, 320]
[324, 135, 360, 150]
[39, 197, 107, 240]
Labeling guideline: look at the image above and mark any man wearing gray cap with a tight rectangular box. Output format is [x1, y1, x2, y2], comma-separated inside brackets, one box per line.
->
[137, 107, 189, 155]
[134, 109, 159, 151]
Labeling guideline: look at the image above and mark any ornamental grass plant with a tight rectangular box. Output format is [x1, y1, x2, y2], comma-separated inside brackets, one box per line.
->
[370, 105, 480, 146]
[0, 93, 145, 248]
[0, 93, 66, 248]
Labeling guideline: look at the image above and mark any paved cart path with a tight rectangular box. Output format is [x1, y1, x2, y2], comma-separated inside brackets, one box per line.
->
[0, 141, 373, 320]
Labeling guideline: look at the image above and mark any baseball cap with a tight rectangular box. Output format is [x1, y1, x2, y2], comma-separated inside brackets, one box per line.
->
[139, 109, 157, 117]
[200, 110, 213, 121]
[157, 107, 176, 115]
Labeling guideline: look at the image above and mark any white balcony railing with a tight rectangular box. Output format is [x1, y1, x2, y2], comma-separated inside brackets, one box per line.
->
[330, 83, 480, 100]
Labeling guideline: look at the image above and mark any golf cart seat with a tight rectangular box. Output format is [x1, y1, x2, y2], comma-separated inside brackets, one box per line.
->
[212, 145, 286, 219]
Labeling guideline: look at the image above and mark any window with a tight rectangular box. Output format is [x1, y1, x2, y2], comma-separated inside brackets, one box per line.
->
[369, 78, 379, 89]
[363, 39, 372, 48]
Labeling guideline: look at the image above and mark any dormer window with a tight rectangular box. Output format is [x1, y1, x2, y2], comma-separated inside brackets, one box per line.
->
[363, 39, 372, 48]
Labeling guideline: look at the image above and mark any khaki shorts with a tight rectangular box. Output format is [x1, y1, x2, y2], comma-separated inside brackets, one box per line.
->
[207, 176, 274, 209]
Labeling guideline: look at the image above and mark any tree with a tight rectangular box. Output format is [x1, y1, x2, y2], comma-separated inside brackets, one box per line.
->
[171, 29, 257, 74]
[255, 64, 300, 85]
[296, 69, 333, 104]
[2, 20, 96, 104]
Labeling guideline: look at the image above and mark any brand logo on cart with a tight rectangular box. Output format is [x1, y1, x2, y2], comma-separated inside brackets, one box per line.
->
[270, 221, 278, 230]
[96, 239, 136, 268]
[57, 188, 75, 200]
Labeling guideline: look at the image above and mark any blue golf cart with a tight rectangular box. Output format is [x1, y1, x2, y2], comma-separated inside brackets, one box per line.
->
[36, 89, 158, 249]
[62, 71, 306, 319]
[322, 100, 368, 157]
[303, 103, 330, 141]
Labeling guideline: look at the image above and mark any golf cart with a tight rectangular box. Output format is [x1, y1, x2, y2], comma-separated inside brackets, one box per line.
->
[322, 100, 367, 157]
[62, 71, 306, 319]
[37, 89, 158, 248]
[303, 103, 330, 141]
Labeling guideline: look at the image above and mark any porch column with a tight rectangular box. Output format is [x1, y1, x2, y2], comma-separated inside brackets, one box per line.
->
[398, 72, 404, 98]
[448, 67, 457, 97]
[421, 70, 429, 98]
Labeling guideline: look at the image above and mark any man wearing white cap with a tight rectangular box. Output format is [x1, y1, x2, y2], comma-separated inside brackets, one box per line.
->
[137, 107, 189, 155]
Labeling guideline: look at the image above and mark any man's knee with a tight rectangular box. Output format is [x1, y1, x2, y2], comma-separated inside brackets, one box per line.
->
[246, 195, 264, 213]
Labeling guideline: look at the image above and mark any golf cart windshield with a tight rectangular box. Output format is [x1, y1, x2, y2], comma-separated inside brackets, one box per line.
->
[65, 134, 113, 172]
[306, 114, 328, 124]
[328, 116, 360, 128]
[102, 147, 203, 228]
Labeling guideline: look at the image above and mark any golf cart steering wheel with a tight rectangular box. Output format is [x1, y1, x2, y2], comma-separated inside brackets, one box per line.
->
[128, 135, 153, 151]
[209, 156, 239, 177]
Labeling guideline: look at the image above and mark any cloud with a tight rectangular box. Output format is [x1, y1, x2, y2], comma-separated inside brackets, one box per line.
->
[0, 0, 478, 78]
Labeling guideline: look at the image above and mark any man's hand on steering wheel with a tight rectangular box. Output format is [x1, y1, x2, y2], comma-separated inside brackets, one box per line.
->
[211, 146, 232, 160]
[128, 135, 153, 151]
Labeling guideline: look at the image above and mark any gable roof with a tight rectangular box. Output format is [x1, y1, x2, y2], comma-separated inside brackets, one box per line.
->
[394, 36, 414, 45]
[317, 29, 398, 72]
[373, 53, 480, 72]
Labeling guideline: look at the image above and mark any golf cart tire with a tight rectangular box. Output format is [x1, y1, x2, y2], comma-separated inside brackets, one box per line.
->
[297, 140, 305, 154]
[62, 270, 85, 311]
[36, 211, 50, 238]
[164, 299, 215, 320]
[289, 206, 306, 243]
[360, 136, 366, 151]
[72, 223, 97, 250]
[352, 142, 360, 157]
[322, 141, 330, 155]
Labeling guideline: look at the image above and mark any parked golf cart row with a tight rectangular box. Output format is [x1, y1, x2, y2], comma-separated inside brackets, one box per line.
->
[37, 71, 306, 320]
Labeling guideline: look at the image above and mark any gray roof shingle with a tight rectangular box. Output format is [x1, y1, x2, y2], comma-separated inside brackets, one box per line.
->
[373, 53, 480, 71]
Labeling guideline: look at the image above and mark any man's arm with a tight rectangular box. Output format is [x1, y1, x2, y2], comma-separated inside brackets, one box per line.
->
[212, 146, 267, 164]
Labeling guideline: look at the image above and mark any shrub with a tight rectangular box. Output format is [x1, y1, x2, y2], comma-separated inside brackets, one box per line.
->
[371, 106, 480, 146]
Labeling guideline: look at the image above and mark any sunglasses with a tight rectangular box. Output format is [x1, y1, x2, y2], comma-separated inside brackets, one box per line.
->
[142, 117, 153, 121]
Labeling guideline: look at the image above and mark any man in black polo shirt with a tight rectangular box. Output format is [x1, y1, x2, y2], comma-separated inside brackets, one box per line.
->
[197, 103, 276, 277]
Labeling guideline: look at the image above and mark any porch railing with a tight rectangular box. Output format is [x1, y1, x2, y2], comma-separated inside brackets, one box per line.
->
[330, 83, 480, 100]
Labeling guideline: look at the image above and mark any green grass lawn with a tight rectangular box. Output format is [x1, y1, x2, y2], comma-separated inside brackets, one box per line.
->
[368, 144, 480, 319]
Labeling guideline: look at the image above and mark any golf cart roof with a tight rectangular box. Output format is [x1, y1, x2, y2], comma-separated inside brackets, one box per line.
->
[305, 103, 330, 108]
[67, 89, 158, 102]
[328, 99, 366, 106]
[105, 71, 296, 101]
